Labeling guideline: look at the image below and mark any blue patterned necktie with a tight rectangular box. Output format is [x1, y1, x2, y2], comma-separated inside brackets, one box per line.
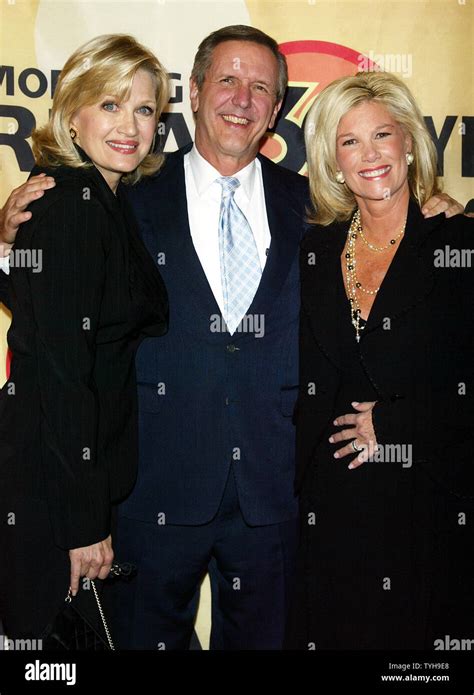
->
[217, 176, 262, 334]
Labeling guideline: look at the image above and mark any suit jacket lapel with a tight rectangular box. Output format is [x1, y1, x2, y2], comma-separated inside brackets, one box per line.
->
[300, 221, 347, 359]
[301, 201, 442, 354]
[363, 200, 438, 336]
[160, 149, 305, 327]
[159, 148, 224, 320]
[247, 154, 305, 319]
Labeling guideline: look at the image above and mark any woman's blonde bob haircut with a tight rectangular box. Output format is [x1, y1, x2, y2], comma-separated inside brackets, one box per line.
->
[32, 34, 169, 185]
[304, 71, 440, 225]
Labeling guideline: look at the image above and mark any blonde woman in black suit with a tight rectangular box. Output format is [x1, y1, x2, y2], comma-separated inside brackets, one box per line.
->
[286, 71, 474, 649]
[0, 34, 168, 640]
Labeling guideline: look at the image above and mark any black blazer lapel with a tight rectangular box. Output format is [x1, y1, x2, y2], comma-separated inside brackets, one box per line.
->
[119, 192, 168, 327]
[157, 148, 224, 321]
[247, 155, 306, 319]
[76, 156, 168, 325]
[363, 200, 438, 337]
[300, 221, 347, 359]
[301, 201, 442, 352]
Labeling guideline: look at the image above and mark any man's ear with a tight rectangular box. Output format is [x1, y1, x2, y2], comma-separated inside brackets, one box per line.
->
[268, 100, 282, 131]
[189, 78, 200, 114]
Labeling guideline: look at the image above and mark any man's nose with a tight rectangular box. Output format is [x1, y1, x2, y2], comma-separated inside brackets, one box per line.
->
[231, 82, 251, 109]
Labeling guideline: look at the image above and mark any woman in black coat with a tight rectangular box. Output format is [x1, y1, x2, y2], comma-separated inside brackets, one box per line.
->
[286, 71, 474, 649]
[0, 34, 169, 639]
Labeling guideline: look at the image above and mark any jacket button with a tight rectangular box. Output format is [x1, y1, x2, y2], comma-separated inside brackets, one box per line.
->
[226, 344, 240, 353]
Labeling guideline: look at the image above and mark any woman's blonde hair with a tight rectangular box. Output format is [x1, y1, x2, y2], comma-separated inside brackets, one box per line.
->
[304, 71, 441, 225]
[31, 34, 169, 184]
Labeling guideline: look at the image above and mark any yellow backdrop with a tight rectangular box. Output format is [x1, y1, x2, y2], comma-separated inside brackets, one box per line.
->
[0, 0, 472, 648]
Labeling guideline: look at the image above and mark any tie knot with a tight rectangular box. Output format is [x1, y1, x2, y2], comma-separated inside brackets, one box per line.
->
[217, 176, 240, 198]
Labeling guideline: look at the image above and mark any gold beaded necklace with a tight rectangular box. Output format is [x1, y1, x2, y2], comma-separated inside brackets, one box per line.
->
[345, 209, 406, 342]
[355, 209, 406, 252]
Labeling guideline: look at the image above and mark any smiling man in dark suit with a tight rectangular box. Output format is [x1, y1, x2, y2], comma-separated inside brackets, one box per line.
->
[0, 25, 463, 650]
[112, 25, 308, 650]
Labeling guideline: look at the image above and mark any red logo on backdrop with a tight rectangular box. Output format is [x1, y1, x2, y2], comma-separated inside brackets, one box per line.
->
[260, 41, 375, 174]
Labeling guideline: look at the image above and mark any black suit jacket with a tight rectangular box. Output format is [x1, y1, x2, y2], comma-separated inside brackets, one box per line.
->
[295, 201, 474, 499]
[0, 155, 168, 550]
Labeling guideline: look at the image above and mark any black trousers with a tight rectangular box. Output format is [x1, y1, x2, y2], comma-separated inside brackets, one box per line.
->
[109, 469, 298, 650]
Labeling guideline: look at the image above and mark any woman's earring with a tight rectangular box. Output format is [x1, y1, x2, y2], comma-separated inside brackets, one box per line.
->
[69, 127, 77, 141]
[335, 170, 345, 184]
[406, 152, 414, 165]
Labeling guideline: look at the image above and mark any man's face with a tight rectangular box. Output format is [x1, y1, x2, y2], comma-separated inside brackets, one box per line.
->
[190, 40, 282, 173]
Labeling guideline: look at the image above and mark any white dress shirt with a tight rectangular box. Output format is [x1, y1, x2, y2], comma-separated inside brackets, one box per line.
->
[184, 145, 271, 315]
[0, 147, 273, 306]
[0, 255, 10, 275]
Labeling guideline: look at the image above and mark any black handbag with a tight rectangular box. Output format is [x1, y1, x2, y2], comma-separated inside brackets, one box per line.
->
[40, 562, 136, 651]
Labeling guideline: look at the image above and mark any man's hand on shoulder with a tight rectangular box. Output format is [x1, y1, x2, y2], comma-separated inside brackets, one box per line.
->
[0, 173, 56, 256]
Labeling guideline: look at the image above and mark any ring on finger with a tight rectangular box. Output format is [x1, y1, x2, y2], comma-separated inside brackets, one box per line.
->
[351, 439, 364, 453]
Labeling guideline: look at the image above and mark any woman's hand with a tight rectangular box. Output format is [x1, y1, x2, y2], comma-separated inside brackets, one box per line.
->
[329, 401, 378, 469]
[421, 193, 463, 219]
[69, 534, 114, 596]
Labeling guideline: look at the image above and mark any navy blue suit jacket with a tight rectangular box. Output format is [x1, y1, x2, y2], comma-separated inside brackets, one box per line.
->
[119, 147, 309, 526]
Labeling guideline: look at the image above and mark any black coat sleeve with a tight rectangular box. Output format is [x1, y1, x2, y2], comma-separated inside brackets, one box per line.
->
[0, 265, 10, 309]
[372, 217, 474, 498]
[26, 190, 112, 549]
[294, 305, 340, 493]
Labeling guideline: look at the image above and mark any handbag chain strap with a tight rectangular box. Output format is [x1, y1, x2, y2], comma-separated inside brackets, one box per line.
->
[91, 580, 115, 650]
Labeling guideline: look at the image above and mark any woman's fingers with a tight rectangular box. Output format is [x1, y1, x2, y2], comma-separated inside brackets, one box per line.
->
[348, 450, 368, 470]
[329, 427, 355, 444]
[98, 561, 113, 581]
[351, 400, 375, 412]
[85, 555, 102, 580]
[334, 401, 376, 425]
[69, 556, 82, 597]
[331, 402, 378, 467]
[333, 413, 357, 427]
[69, 539, 114, 593]
[333, 440, 363, 459]
[334, 437, 378, 469]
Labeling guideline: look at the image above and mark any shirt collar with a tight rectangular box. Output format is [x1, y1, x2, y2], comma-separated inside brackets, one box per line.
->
[188, 144, 257, 202]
